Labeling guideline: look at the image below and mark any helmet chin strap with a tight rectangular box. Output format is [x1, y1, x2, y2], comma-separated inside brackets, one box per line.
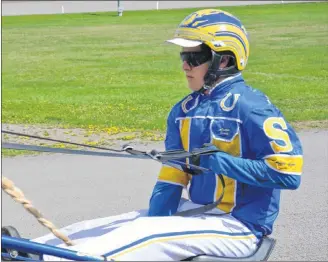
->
[196, 51, 239, 95]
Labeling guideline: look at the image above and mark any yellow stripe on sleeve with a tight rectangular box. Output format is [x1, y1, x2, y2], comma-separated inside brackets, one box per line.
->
[158, 166, 190, 187]
[264, 154, 303, 175]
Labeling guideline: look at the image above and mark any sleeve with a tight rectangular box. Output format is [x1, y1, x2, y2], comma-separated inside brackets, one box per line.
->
[148, 107, 190, 216]
[208, 106, 303, 190]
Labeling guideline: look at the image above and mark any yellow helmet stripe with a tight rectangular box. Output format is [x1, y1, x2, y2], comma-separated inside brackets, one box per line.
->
[202, 24, 249, 55]
[215, 32, 247, 56]
[198, 21, 243, 31]
[174, 28, 214, 42]
[213, 37, 245, 58]
[209, 38, 247, 70]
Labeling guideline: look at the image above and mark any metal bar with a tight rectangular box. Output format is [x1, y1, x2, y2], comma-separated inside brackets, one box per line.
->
[158, 145, 221, 161]
[2, 131, 220, 161]
[2, 142, 149, 159]
[2, 236, 104, 261]
[2, 130, 124, 152]
[3, 142, 212, 176]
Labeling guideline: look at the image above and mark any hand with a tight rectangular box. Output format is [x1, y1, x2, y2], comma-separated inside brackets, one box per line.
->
[199, 144, 228, 175]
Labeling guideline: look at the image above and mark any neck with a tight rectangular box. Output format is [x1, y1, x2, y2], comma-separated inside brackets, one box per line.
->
[214, 76, 228, 86]
[196, 76, 228, 95]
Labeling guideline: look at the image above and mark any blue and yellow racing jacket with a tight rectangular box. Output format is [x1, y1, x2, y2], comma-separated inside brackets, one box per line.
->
[148, 74, 303, 239]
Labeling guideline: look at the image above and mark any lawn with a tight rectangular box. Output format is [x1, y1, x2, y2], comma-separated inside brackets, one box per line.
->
[2, 2, 328, 133]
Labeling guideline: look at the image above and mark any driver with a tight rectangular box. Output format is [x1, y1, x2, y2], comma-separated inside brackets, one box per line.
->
[34, 9, 303, 261]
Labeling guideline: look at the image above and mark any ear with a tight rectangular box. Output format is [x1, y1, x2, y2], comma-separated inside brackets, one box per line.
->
[219, 55, 230, 69]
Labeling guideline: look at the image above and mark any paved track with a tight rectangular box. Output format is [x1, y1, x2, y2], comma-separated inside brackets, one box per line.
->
[2, 1, 327, 261]
[2, 130, 328, 260]
[2, 1, 315, 16]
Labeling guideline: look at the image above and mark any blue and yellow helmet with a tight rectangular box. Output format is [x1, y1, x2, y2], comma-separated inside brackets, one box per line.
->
[167, 9, 249, 71]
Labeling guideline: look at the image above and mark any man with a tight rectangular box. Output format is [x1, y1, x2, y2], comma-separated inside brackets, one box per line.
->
[35, 9, 303, 261]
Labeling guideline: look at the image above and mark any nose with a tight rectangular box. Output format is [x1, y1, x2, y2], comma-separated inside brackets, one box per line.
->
[182, 60, 191, 71]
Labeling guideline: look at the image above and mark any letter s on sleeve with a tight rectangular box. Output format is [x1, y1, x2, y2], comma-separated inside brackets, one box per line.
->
[263, 117, 293, 154]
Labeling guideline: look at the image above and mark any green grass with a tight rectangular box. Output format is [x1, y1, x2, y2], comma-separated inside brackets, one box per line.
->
[2, 2, 328, 132]
[1, 149, 40, 157]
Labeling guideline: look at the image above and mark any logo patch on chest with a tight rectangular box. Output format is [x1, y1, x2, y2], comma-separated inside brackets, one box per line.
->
[218, 127, 230, 137]
[210, 119, 239, 142]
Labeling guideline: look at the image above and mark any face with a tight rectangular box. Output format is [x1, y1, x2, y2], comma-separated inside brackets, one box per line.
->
[181, 46, 210, 92]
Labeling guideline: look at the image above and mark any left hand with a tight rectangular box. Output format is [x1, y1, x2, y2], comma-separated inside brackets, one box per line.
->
[199, 144, 227, 174]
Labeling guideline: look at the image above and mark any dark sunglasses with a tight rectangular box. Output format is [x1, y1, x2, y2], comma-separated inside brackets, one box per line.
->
[180, 51, 212, 67]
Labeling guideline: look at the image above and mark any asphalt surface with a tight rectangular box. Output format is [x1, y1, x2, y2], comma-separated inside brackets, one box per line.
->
[2, 129, 328, 261]
[1, 1, 316, 16]
[2, 0, 327, 261]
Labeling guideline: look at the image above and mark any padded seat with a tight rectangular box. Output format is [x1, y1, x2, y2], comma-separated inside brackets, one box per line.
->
[189, 236, 276, 261]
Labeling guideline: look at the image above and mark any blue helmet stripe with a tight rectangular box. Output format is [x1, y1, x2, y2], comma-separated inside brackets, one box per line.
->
[199, 21, 240, 28]
[180, 12, 243, 29]
[198, 22, 247, 36]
